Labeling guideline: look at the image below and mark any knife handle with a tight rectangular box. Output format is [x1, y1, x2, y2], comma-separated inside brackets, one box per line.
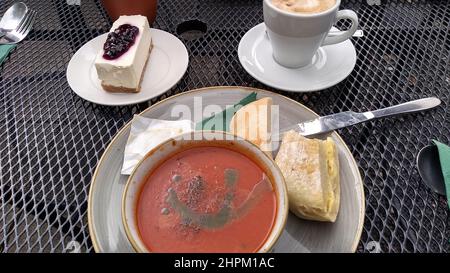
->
[368, 97, 441, 119]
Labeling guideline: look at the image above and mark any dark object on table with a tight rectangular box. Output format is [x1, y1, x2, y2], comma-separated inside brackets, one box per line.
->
[101, 0, 158, 25]
[417, 145, 446, 196]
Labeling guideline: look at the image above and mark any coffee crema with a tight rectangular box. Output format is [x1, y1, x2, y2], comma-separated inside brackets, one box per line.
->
[271, 0, 336, 14]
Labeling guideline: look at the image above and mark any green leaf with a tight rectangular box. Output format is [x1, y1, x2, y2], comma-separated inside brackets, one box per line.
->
[195, 92, 258, 132]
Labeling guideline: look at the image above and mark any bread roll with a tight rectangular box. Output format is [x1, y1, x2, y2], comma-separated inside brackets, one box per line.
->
[230, 97, 273, 158]
[275, 130, 340, 222]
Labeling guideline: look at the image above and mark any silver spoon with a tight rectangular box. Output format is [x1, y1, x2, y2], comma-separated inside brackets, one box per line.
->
[328, 29, 364, 38]
[265, 29, 364, 40]
[417, 145, 446, 196]
[0, 9, 37, 45]
[0, 2, 28, 39]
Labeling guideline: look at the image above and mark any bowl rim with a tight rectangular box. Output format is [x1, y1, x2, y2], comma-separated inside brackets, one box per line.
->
[121, 130, 289, 253]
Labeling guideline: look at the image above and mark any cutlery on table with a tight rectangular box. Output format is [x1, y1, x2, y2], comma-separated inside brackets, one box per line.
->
[417, 145, 447, 196]
[0, 8, 36, 45]
[329, 29, 364, 37]
[265, 29, 364, 39]
[0, 2, 28, 39]
[277, 97, 441, 137]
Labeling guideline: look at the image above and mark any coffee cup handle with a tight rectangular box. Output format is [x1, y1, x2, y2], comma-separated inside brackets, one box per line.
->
[322, 10, 359, 46]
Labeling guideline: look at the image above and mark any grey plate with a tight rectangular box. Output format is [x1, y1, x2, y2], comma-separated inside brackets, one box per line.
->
[88, 86, 365, 253]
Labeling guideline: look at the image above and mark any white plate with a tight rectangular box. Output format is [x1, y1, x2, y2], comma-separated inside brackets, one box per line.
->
[67, 29, 188, 106]
[88, 86, 365, 253]
[238, 23, 356, 92]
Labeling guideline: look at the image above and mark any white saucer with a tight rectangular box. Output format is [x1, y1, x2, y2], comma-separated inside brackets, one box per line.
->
[238, 23, 356, 92]
[67, 29, 188, 106]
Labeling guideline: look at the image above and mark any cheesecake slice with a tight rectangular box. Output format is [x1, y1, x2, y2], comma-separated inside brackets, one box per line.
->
[95, 15, 153, 93]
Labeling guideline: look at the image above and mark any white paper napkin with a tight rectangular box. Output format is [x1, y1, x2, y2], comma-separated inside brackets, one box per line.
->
[121, 115, 194, 175]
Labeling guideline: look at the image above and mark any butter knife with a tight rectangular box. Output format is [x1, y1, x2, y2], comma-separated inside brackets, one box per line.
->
[279, 97, 441, 137]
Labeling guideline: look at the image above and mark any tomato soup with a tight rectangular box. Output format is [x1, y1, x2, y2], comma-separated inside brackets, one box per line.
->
[136, 146, 277, 252]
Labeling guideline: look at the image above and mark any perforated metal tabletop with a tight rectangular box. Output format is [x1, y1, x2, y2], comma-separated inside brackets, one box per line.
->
[0, 0, 449, 253]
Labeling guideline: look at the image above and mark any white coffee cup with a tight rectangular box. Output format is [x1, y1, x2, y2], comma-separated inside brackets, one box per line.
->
[263, 0, 358, 68]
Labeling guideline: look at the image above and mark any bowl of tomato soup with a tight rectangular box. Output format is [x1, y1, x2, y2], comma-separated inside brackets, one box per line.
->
[122, 131, 288, 253]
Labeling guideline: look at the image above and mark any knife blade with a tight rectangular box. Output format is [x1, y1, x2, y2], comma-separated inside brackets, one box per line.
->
[275, 97, 441, 137]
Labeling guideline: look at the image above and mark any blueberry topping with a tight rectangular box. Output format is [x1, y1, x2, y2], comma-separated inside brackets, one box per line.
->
[102, 24, 139, 60]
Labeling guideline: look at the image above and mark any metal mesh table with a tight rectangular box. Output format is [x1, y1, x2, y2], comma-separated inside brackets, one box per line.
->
[0, 0, 448, 253]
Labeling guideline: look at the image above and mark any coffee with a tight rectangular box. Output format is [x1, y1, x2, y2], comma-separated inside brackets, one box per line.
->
[264, 0, 358, 68]
[271, 0, 336, 14]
